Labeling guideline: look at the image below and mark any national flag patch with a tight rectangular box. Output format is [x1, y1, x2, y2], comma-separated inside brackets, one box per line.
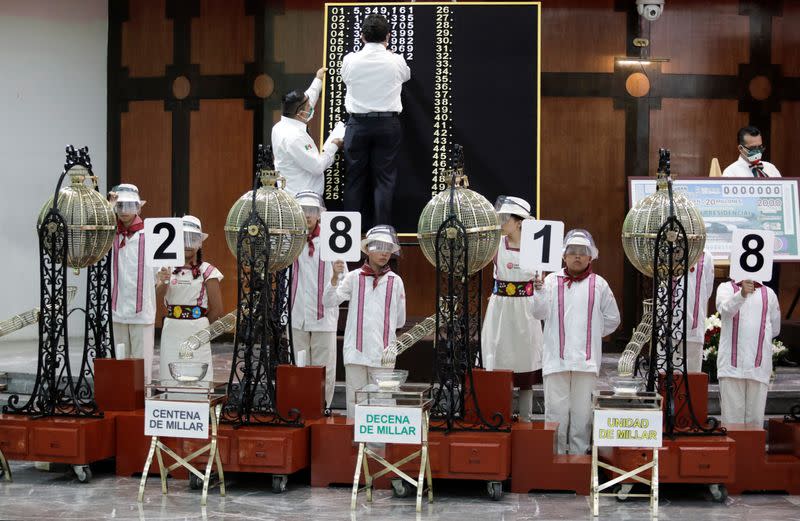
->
[304, 144, 313, 150]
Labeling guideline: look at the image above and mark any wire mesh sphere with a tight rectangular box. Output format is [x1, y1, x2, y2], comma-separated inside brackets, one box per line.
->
[621, 178, 706, 278]
[224, 175, 307, 272]
[417, 176, 501, 275]
[36, 167, 116, 269]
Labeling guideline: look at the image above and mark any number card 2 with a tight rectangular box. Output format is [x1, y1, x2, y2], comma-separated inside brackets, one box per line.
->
[144, 218, 185, 268]
[320, 212, 361, 262]
[729, 228, 775, 283]
[520, 220, 565, 273]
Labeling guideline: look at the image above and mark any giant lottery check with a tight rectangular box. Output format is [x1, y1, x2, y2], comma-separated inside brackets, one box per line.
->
[629, 177, 800, 262]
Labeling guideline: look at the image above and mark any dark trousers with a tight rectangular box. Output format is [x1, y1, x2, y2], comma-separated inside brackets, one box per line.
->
[342, 116, 401, 228]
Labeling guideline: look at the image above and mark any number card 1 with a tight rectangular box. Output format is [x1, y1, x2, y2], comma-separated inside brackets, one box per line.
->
[144, 218, 185, 268]
[320, 212, 361, 262]
[520, 220, 565, 273]
[729, 228, 775, 283]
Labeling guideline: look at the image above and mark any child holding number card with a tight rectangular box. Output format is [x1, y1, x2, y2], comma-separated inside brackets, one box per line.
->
[715, 278, 780, 428]
[324, 225, 406, 417]
[480, 196, 543, 423]
[108, 183, 158, 383]
[290, 191, 347, 409]
[157, 215, 224, 382]
[532, 229, 620, 454]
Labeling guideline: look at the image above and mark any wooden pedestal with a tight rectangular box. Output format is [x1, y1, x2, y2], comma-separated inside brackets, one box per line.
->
[0, 414, 115, 465]
[464, 368, 514, 426]
[95, 358, 145, 412]
[311, 416, 363, 487]
[725, 423, 800, 494]
[658, 372, 708, 426]
[276, 364, 326, 421]
[511, 421, 591, 494]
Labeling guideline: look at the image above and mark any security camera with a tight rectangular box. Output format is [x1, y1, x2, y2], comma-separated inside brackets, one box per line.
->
[636, 0, 664, 21]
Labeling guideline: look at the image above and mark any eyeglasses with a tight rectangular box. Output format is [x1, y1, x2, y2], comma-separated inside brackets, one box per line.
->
[741, 144, 765, 153]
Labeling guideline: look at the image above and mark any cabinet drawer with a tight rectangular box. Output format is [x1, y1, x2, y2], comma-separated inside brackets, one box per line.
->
[679, 447, 731, 478]
[0, 425, 28, 456]
[449, 442, 503, 474]
[32, 427, 79, 458]
[238, 437, 287, 467]
[182, 436, 231, 465]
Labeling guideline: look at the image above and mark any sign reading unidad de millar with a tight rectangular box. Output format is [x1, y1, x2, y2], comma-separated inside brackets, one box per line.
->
[354, 405, 422, 445]
[593, 409, 663, 448]
[145, 400, 209, 440]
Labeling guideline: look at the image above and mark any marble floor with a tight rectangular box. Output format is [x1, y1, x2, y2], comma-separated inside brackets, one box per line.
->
[0, 463, 798, 521]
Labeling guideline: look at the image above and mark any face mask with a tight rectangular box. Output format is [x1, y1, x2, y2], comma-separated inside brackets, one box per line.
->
[741, 146, 763, 163]
[300, 105, 314, 122]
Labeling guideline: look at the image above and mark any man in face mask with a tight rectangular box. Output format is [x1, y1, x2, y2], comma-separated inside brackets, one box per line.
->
[271, 67, 344, 196]
[722, 126, 781, 178]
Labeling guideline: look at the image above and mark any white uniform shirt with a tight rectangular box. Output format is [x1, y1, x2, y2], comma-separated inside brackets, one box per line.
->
[716, 281, 780, 385]
[271, 78, 338, 196]
[112, 224, 157, 325]
[291, 234, 346, 332]
[679, 250, 716, 344]
[341, 43, 411, 113]
[532, 269, 620, 376]
[165, 262, 223, 308]
[323, 267, 406, 367]
[722, 156, 781, 177]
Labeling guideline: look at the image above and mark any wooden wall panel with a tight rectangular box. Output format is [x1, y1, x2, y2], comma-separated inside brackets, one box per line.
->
[189, 100, 254, 312]
[649, 99, 748, 178]
[540, 97, 626, 313]
[121, 0, 172, 78]
[192, 0, 254, 75]
[119, 101, 172, 219]
[540, 0, 624, 73]
[651, 0, 748, 75]
[773, 2, 800, 76]
[274, 9, 325, 75]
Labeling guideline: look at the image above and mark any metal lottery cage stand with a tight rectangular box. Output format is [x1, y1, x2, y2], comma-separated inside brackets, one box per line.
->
[351, 384, 433, 513]
[138, 380, 227, 506]
[591, 390, 662, 518]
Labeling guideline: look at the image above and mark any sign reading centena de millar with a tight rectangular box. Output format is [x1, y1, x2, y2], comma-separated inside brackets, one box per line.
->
[354, 405, 422, 445]
[145, 400, 209, 440]
[593, 409, 663, 448]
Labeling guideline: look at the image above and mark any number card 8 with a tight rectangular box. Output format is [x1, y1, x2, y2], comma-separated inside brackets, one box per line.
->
[520, 220, 565, 273]
[729, 228, 775, 283]
[320, 212, 362, 262]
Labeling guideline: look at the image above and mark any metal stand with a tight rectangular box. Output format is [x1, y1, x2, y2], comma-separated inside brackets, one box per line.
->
[591, 391, 662, 518]
[0, 448, 11, 482]
[138, 383, 227, 507]
[351, 385, 433, 513]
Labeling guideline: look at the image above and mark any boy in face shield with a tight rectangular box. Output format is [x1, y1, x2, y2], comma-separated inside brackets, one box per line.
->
[532, 229, 620, 454]
[290, 191, 347, 409]
[324, 225, 406, 417]
[481, 196, 544, 422]
[108, 184, 157, 382]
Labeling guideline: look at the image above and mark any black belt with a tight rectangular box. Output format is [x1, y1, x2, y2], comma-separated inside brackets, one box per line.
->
[350, 112, 398, 118]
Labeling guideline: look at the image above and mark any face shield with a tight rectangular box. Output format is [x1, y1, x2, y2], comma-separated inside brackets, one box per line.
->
[494, 195, 531, 220]
[183, 231, 203, 250]
[115, 201, 140, 215]
[301, 205, 321, 220]
[361, 225, 401, 255]
[564, 244, 592, 257]
[562, 229, 599, 260]
[367, 240, 396, 253]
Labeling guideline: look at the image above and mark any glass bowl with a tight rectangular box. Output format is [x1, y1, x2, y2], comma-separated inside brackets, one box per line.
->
[611, 376, 644, 396]
[368, 368, 409, 390]
[169, 362, 209, 383]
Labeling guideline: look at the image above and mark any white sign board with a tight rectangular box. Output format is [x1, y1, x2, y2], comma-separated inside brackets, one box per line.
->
[729, 228, 775, 283]
[320, 212, 362, 262]
[520, 219, 565, 273]
[354, 405, 422, 444]
[144, 218, 185, 267]
[145, 400, 209, 440]
[593, 409, 663, 448]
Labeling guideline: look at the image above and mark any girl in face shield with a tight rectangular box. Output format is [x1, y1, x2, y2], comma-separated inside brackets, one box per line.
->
[290, 191, 346, 409]
[107, 184, 157, 383]
[481, 196, 544, 423]
[531, 229, 620, 454]
[156, 215, 224, 383]
[324, 225, 406, 417]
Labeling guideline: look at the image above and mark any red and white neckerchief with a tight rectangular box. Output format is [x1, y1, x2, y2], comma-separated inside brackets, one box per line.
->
[116, 217, 144, 248]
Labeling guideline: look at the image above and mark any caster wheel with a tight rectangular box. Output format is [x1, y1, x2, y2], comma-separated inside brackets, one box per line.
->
[709, 484, 728, 503]
[73, 465, 92, 484]
[487, 481, 503, 501]
[391, 479, 410, 498]
[189, 474, 203, 490]
[272, 474, 288, 494]
[614, 483, 633, 501]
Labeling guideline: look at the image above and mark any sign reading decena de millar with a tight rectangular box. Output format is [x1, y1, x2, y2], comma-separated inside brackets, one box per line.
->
[354, 405, 422, 445]
[593, 409, 663, 448]
[145, 400, 210, 440]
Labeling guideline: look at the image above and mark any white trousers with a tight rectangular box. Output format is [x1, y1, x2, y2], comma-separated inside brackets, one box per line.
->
[345, 364, 370, 418]
[293, 328, 337, 408]
[673, 340, 703, 373]
[544, 371, 597, 455]
[719, 377, 768, 428]
[518, 389, 534, 423]
[113, 322, 155, 383]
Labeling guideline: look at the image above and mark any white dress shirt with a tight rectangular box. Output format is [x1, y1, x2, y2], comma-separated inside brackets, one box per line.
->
[341, 42, 411, 114]
[722, 156, 781, 178]
[272, 78, 338, 195]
